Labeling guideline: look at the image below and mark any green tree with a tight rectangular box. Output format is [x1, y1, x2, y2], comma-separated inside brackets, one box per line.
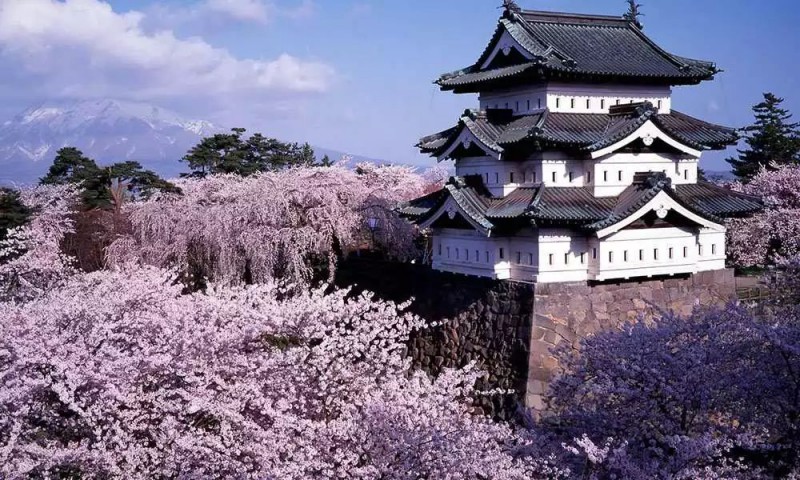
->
[181, 128, 322, 177]
[319, 154, 334, 167]
[41, 147, 178, 209]
[727, 93, 800, 182]
[0, 188, 32, 241]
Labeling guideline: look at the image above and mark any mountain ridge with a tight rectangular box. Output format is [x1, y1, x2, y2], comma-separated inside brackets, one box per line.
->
[0, 99, 388, 186]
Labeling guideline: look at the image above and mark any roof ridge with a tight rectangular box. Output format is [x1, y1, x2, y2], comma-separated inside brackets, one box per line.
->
[518, 9, 629, 26]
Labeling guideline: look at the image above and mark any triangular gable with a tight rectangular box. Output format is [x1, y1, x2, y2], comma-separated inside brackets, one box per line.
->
[417, 185, 494, 236]
[595, 189, 724, 239]
[479, 27, 539, 70]
[591, 120, 703, 159]
[435, 121, 502, 161]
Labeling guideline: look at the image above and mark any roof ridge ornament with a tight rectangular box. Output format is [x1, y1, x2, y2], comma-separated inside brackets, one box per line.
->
[501, 0, 522, 15]
[623, 0, 644, 29]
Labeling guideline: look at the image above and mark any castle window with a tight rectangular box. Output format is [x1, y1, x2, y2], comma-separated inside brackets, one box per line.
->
[623, 250, 629, 262]
[587, 171, 592, 183]
[568, 171, 574, 182]
[510, 172, 515, 183]
[516, 252, 521, 264]
[657, 99, 663, 109]
[570, 98, 575, 109]
[485, 172, 489, 184]
[529, 253, 534, 265]
[532, 171, 537, 182]
[580, 252, 586, 264]
[505, 102, 509, 109]
[447, 247, 451, 258]
[683, 246, 688, 258]
[586, 98, 591, 109]
[564, 253, 570, 265]
[476, 250, 479, 262]
[552, 171, 557, 183]
[593, 248, 598, 259]
[608, 251, 613, 263]
[438, 243, 442, 256]
[494, 172, 499, 184]
[527, 99, 530, 110]
[669, 247, 674, 259]
[515, 101, 519, 111]
[499, 248, 505, 260]
[465, 250, 469, 261]
[653, 248, 659, 260]
[618, 170, 623, 182]
[712, 244, 717, 255]
[684, 169, 689, 180]
[603, 171, 608, 182]
[699, 245, 704, 256]
[455, 248, 459, 260]
[639, 249, 644, 261]
[538, 98, 542, 109]
[548, 254, 554, 265]
[601, 99, 605, 109]
[486, 251, 490, 263]
[556, 98, 561, 108]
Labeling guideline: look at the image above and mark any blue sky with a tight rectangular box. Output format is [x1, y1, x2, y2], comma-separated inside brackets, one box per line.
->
[1, 0, 799, 171]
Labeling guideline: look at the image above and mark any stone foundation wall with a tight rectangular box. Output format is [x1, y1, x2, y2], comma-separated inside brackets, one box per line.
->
[526, 269, 737, 409]
[336, 258, 737, 417]
[336, 258, 533, 420]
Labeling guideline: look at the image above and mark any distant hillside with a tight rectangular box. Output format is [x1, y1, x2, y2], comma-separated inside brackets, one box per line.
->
[0, 99, 391, 186]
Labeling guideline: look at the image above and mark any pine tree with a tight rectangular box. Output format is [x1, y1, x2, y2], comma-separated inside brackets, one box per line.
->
[41, 147, 178, 209]
[182, 128, 323, 177]
[727, 93, 800, 182]
[0, 188, 32, 241]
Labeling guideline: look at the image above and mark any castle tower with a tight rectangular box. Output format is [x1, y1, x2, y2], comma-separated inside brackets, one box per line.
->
[400, 5, 762, 283]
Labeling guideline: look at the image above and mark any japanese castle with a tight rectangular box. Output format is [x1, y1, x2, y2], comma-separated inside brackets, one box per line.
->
[400, 3, 762, 283]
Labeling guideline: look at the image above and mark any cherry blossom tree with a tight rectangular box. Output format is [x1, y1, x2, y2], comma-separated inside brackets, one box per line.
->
[0, 265, 558, 479]
[727, 165, 800, 267]
[538, 297, 800, 479]
[0, 184, 79, 302]
[107, 164, 443, 287]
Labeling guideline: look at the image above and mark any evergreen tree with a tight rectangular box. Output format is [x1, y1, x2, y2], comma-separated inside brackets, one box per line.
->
[41, 147, 178, 209]
[319, 154, 334, 167]
[727, 93, 800, 182]
[181, 128, 322, 177]
[0, 188, 32, 241]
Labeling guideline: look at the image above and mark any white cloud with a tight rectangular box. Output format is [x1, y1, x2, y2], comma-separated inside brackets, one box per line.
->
[0, 0, 335, 105]
[202, 0, 271, 24]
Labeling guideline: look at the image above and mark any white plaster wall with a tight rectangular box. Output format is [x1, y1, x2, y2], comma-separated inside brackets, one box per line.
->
[432, 229, 514, 279]
[429, 226, 729, 283]
[589, 226, 725, 281]
[591, 153, 699, 197]
[697, 229, 727, 272]
[455, 157, 526, 197]
[479, 82, 672, 115]
[535, 229, 590, 283]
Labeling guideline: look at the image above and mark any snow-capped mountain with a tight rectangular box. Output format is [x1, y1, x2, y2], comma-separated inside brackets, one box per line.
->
[0, 99, 223, 184]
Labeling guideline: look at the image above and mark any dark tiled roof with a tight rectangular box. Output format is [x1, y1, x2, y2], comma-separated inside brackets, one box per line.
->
[674, 182, 763, 217]
[420, 103, 737, 158]
[399, 173, 762, 233]
[438, 9, 718, 92]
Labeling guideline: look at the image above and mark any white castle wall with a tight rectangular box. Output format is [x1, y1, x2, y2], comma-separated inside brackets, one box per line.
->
[429, 224, 726, 284]
[455, 151, 699, 198]
[479, 82, 672, 115]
